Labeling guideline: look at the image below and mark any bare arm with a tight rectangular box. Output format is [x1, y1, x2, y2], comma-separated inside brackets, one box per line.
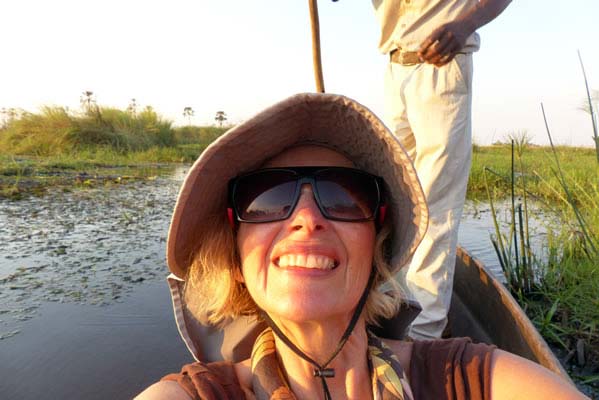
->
[490, 349, 589, 399]
[418, 0, 512, 66]
[134, 381, 192, 400]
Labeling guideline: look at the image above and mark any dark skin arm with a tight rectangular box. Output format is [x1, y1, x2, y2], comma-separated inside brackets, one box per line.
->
[418, 0, 512, 66]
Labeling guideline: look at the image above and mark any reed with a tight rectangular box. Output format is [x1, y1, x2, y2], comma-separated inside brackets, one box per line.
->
[485, 110, 599, 386]
[485, 140, 536, 297]
[541, 103, 598, 256]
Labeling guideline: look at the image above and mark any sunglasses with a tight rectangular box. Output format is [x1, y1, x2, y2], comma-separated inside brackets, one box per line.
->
[228, 166, 386, 224]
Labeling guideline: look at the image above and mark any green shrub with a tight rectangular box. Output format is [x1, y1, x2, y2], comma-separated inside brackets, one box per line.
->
[0, 106, 75, 155]
[173, 126, 227, 145]
[0, 105, 180, 155]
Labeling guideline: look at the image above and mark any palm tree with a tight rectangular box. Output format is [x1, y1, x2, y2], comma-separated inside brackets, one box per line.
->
[0, 107, 7, 128]
[127, 98, 137, 116]
[80, 90, 97, 115]
[214, 110, 227, 127]
[1, 107, 19, 127]
[183, 106, 195, 125]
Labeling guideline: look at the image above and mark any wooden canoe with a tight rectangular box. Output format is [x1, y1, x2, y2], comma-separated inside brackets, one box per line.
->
[171, 246, 571, 382]
[449, 246, 570, 381]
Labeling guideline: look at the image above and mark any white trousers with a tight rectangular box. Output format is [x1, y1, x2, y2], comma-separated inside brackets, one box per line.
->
[385, 53, 473, 339]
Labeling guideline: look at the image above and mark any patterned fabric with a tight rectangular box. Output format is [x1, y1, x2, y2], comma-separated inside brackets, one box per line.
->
[250, 328, 413, 400]
[368, 333, 414, 400]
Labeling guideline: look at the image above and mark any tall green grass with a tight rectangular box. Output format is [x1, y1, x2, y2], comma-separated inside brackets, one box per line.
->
[174, 125, 226, 145]
[0, 107, 75, 155]
[485, 140, 535, 297]
[469, 144, 599, 204]
[0, 106, 229, 157]
[485, 123, 599, 384]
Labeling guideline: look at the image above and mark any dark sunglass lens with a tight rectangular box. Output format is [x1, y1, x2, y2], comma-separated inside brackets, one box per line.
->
[235, 171, 297, 222]
[316, 170, 379, 220]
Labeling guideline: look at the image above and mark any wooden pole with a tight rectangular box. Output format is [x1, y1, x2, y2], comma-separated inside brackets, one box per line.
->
[308, 0, 325, 93]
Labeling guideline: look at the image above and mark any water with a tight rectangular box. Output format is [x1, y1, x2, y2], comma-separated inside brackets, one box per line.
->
[459, 201, 504, 278]
[459, 199, 560, 283]
[0, 167, 560, 399]
[0, 166, 189, 340]
[0, 281, 193, 400]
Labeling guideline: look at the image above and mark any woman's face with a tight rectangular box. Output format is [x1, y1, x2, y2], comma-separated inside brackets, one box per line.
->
[236, 145, 376, 323]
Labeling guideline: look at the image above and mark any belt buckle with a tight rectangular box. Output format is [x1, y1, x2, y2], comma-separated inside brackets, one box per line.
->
[391, 49, 421, 66]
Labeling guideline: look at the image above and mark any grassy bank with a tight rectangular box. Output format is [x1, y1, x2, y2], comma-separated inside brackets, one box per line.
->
[482, 141, 599, 391]
[0, 106, 228, 198]
[469, 144, 599, 203]
[0, 105, 227, 155]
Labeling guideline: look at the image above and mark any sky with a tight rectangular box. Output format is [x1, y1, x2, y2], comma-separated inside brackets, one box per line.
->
[1, 0, 598, 146]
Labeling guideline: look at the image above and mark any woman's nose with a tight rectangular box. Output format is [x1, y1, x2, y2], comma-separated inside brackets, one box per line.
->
[287, 184, 327, 231]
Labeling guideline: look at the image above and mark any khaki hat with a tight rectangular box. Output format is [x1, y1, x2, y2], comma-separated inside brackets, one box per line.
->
[167, 92, 428, 279]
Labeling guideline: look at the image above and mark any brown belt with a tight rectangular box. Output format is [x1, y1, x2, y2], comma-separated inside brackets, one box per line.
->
[390, 48, 422, 66]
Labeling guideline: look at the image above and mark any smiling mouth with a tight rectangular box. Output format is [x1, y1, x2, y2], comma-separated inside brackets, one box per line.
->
[275, 254, 339, 270]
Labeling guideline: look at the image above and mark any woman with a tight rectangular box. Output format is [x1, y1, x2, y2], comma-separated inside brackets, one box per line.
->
[137, 93, 586, 399]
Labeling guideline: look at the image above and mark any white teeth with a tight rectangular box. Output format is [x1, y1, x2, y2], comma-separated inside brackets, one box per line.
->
[277, 254, 336, 270]
[296, 254, 306, 267]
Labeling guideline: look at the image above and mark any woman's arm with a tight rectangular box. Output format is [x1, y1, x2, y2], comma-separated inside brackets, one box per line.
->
[134, 381, 192, 400]
[490, 349, 589, 399]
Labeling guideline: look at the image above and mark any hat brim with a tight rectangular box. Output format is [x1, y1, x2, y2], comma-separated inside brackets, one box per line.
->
[167, 93, 428, 278]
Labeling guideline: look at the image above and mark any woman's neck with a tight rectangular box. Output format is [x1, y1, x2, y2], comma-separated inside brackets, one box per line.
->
[272, 316, 373, 399]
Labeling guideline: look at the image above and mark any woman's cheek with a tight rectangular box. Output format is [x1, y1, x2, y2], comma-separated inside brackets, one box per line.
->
[334, 222, 376, 258]
[237, 223, 279, 289]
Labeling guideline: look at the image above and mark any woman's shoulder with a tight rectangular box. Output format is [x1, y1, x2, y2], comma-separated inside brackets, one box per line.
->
[135, 359, 253, 400]
[135, 380, 193, 400]
[490, 349, 587, 399]
[384, 337, 585, 399]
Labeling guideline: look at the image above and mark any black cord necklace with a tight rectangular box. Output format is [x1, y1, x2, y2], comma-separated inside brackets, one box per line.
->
[260, 271, 375, 400]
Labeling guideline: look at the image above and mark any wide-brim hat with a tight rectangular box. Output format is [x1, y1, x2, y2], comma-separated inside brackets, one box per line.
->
[167, 92, 428, 279]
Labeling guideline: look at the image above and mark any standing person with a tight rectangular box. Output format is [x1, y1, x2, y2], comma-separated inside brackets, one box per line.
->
[371, 0, 512, 339]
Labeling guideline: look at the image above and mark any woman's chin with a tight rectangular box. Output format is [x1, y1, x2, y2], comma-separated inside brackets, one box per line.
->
[262, 295, 353, 324]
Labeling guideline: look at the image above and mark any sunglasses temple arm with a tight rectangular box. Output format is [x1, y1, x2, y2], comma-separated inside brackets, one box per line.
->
[227, 208, 236, 230]
[377, 204, 387, 228]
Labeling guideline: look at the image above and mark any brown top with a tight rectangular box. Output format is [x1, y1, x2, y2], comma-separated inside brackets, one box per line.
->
[162, 361, 249, 400]
[410, 338, 495, 400]
[162, 337, 495, 400]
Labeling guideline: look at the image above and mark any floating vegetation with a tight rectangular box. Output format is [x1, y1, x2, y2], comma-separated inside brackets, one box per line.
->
[0, 330, 21, 340]
[0, 168, 184, 340]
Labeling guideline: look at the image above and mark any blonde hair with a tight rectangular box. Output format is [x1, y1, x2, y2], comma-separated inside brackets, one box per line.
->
[184, 214, 403, 327]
